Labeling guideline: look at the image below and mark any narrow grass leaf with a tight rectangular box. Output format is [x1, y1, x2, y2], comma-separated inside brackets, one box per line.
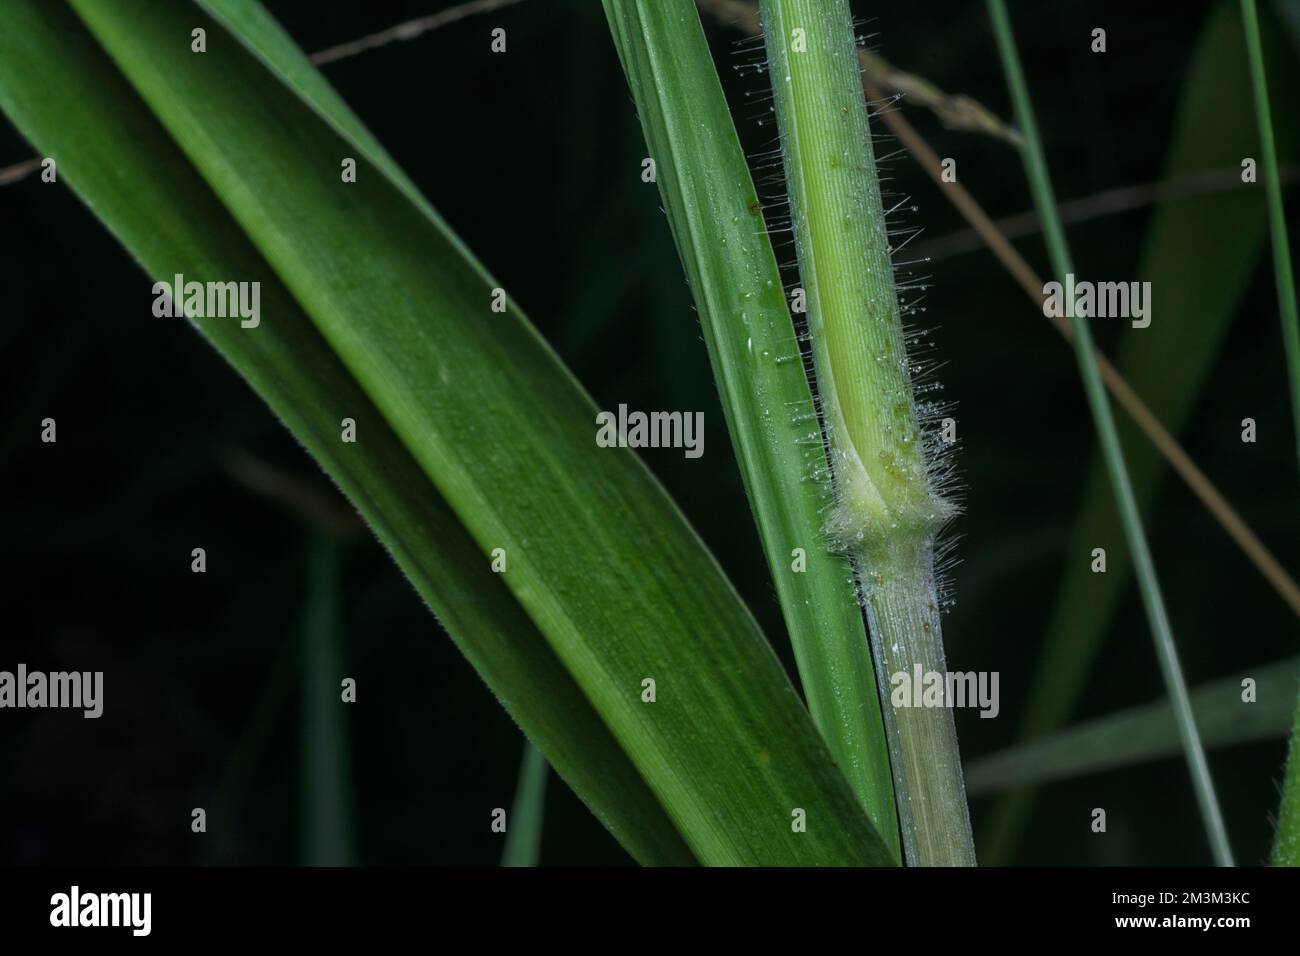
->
[0, 0, 692, 866]
[59, 0, 892, 865]
[299, 534, 357, 866]
[501, 743, 548, 867]
[1242, 0, 1300, 468]
[989, 1, 1300, 862]
[1243, 0, 1300, 867]
[987, 0, 1234, 866]
[968, 659, 1299, 795]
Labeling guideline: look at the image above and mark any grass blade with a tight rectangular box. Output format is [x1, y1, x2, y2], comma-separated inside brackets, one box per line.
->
[988, 0, 1300, 862]
[0, 0, 692, 866]
[299, 534, 357, 866]
[967, 659, 1299, 795]
[1243, 0, 1300, 867]
[760, 0, 975, 865]
[43, 0, 894, 865]
[501, 743, 548, 867]
[602, 0, 899, 856]
[986, 0, 1234, 867]
[165, 0, 894, 868]
[1242, 0, 1300, 469]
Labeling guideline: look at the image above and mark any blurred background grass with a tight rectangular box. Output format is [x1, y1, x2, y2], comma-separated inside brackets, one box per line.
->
[1, 0, 1297, 864]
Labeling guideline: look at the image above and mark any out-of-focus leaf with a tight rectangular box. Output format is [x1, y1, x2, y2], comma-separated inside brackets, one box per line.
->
[501, 742, 548, 867]
[299, 534, 356, 866]
[968, 659, 1299, 794]
[988, 1, 1300, 862]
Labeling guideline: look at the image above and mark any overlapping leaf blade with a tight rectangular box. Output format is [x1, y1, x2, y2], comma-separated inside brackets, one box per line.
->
[5, 0, 895, 864]
[0, 0, 691, 865]
[602, 0, 899, 855]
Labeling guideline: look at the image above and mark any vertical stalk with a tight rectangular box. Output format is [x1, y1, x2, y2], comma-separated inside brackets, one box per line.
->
[1240, 0, 1300, 470]
[502, 742, 548, 867]
[1242, 0, 1300, 864]
[300, 534, 357, 866]
[986, 0, 1233, 867]
[761, 0, 975, 866]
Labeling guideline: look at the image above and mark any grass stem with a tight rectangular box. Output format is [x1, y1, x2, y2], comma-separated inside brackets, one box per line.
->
[986, 0, 1233, 867]
[1241, 0, 1300, 473]
[300, 534, 357, 866]
[502, 742, 548, 867]
[1241, 0, 1300, 866]
[761, 0, 975, 865]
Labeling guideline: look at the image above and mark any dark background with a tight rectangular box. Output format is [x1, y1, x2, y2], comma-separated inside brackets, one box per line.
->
[2, 0, 1297, 865]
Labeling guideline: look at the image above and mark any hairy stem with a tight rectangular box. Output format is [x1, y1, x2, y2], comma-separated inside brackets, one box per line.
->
[761, 0, 975, 865]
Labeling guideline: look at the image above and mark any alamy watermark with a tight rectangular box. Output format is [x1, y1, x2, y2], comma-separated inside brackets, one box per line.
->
[0, 664, 102, 718]
[890, 664, 999, 719]
[50, 886, 150, 936]
[153, 273, 260, 328]
[596, 404, 704, 459]
[1042, 273, 1151, 329]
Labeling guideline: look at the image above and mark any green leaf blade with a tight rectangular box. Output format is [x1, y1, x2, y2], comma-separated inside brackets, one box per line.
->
[53, 0, 894, 865]
[502, 742, 548, 867]
[299, 534, 357, 866]
[0, 0, 692, 866]
[968, 660, 1300, 795]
